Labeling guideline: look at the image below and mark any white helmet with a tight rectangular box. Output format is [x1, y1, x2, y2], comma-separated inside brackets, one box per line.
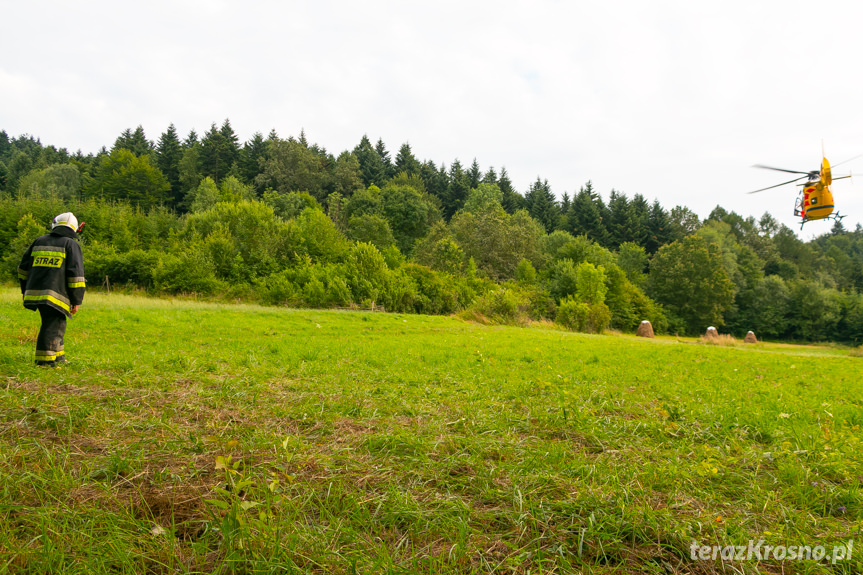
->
[52, 212, 79, 232]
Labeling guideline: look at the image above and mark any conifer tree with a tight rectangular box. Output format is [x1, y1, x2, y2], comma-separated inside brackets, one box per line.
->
[568, 182, 609, 246]
[184, 129, 199, 147]
[240, 132, 268, 191]
[627, 194, 651, 247]
[375, 138, 394, 180]
[200, 120, 240, 184]
[482, 166, 498, 184]
[353, 135, 387, 187]
[606, 191, 630, 248]
[559, 191, 571, 216]
[199, 123, 223, 182]
[498, 167, 524, 214]
[156, 124, 183, 207]
[113, 126, 152, 156]
[646, 200, 672, 253]
[467, 159, 482, 190]
[443, 159, 470, 220]
[0, 130, 10, 164]
[525, 177, 558, 232]
[419, 160, 447, 204]
[394, 143, 421, 175]
[220, 119, 240, 157]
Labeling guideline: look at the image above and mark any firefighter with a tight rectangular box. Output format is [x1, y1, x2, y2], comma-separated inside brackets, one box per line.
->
[18, 212, 86, 366]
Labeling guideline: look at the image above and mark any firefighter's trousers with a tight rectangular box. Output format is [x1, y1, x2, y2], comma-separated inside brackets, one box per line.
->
[35, 306, 67, 366]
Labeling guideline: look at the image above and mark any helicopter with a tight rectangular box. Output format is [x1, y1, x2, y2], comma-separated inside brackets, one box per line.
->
[748, 151, 857, 228]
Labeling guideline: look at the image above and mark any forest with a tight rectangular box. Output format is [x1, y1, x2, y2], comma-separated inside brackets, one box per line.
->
[3, 121, 863, 343]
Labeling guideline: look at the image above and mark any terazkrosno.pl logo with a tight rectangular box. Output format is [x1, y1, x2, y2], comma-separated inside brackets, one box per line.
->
[690, 540, 853, 564]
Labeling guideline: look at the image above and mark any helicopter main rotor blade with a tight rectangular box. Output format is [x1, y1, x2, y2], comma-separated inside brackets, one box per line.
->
[747, 175, 809, 194]
[752, 164, 811, 175]
[833, 154, 863, 168]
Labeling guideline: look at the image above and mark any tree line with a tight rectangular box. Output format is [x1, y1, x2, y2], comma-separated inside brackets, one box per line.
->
[2, 123, 863, 343]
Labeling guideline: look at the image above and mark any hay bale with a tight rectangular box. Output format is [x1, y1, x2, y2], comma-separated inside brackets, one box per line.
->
[744, 331, 757, 343]
[636, 320, 655, 338]
[704, 326, 719, 339]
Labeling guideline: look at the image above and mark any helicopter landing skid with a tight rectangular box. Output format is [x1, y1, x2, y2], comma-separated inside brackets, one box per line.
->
[798, 211, 844, 230]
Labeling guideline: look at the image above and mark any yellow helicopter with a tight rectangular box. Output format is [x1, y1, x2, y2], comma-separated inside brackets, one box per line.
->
[749, 151, 857, 228]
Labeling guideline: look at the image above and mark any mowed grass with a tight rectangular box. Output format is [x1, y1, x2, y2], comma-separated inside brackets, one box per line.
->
[0, 288, 861, 574]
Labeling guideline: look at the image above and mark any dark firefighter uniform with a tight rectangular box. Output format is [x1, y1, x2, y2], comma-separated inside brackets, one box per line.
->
[18, 214, 86, 366]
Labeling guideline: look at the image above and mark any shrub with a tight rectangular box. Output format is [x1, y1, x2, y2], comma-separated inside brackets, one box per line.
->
[184, 200, 289, 278]
[515, 258, 537, 283]
[586, 302, 612, 334]
[325, 275, 352, 307]
[81, 241, 117, 286]
[289, 207, 350, 263]
[524, 286, 557, 320]
[347, 214, 396, 251]
[303, 278, 327, 307]
[469, 287, 530, 326]
[262, 190, 321, 221]
[556, 297, 611, 334]
[381, 244, 405, 269]
[548, 259, 579, 301]
[419, 237, 465, 275]
[575, 262, 607, 304]
[344, 242, 390, 304]
[556, 297, 589, 331]
[381, 269, 419, 313]
[2, 214, 46, 280]
[152, 248, 225, 295]
[100, 249, 162, 288]
[608, 279, 668, 334]
[278, 261, 353, 308]
[401, 264, 462, 315]
[255, 271, 301, 306]
[199, 230, 246, 283]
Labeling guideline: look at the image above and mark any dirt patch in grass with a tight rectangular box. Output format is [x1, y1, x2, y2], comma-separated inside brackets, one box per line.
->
[125, 481, 211, 540]
[333, 417, 376, 438]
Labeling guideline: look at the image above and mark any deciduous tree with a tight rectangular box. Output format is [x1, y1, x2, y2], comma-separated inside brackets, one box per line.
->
[255, 138, 330, 200]
[380, 183, 435, 253]
[90, 148, 170, 208]
[647, 235, 734, 334]
[16, 163, 81, 200]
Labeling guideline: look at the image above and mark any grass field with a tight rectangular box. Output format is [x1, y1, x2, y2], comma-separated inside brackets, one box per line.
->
[1, 287, 862, 574]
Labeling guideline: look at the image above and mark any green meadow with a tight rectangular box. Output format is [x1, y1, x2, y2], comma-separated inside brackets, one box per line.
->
[1, 288, 861, 574]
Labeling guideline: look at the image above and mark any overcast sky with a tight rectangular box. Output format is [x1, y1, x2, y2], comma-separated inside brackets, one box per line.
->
[3, 0, 863, 238]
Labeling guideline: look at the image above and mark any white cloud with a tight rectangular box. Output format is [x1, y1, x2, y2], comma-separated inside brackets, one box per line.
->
[3, 0, 863, 235]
